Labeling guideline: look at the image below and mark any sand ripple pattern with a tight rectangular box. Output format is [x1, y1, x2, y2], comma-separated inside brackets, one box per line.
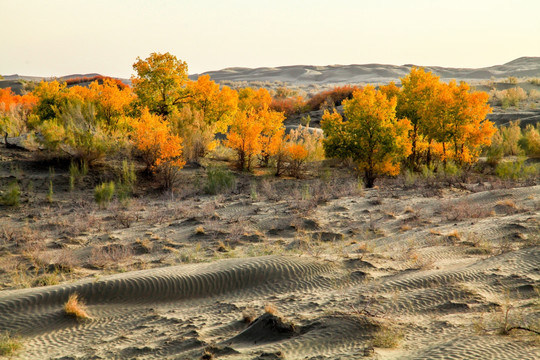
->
[0, 256, 334, 337]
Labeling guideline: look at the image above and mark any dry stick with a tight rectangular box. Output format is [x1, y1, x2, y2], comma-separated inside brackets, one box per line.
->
[505, 326, 540, 335]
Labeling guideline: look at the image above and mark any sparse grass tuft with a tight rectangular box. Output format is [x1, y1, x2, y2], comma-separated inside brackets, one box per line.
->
[1, 181, 21, 207]
[264, 303, 278, 316]
[195, 226, 205, 235]
[94, 181, 115, 208]
[242, 308, 256, 324]
[0, 331, 22, 357]
[64, 293, 90, 321]
[496, 199, 517, 208]
[204, 166, 236, 195]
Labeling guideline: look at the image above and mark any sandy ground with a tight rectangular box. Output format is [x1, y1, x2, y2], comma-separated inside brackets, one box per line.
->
[0, 150, 539, 359]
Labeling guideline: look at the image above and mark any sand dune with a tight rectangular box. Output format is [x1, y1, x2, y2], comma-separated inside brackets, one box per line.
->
[192, 57, 540, 84]
[0, 182, 538, 359]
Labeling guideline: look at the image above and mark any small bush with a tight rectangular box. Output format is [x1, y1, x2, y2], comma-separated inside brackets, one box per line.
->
[528, 77, 540, 86]
[505, 76, 518, 85]
[94, 181, 115, 208]
[519, 124, 540, 158]
[306, 85, 358, 111]
[0, 331, 22, 357]
[270, 96, 307, 116]
[69, 160, 88, 191]
[117, 160, 136, 201]
[495, 159, 539, 180]
[64, 293, 90, 320]
[486, 122, 523, 165]
[1, 181, 20, 207]
[204, 167, 236, 195]
[492, 88, 527, 108]
[442, 161, 462, 177]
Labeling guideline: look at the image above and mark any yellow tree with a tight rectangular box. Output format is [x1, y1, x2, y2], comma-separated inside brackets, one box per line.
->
[132, 52, 190, 117]
[425, 81, 494, 165]
[226, 109, 265, 171]
[397, 67, 440, 169]
[175, 75, 238, 161]
[238, 87, 272, 111]
[226, 87, 284, 171]
[322, 86, 411, 188]
[258, 109, 285, 167]
[33, 80, 68, 120]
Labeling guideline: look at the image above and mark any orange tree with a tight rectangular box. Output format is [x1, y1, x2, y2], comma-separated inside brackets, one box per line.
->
[226, 109, 265, 171]
[88, 78, 134, 128]
[226, 87, 285, 171]
[0, 88, 37, 145]
[321, 86, 411, 188]
[131, 108, 185, 189]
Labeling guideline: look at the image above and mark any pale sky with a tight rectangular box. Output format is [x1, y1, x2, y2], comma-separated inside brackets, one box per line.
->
[2, 0, 539, 78]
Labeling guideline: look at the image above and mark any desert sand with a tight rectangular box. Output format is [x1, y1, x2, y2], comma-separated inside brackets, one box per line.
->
[0, 148, 539, 359]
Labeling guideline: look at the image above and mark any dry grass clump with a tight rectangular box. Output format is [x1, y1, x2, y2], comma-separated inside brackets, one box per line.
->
[0, 331, 22, 357]
[89, 244, 133, 269]
[370, 326, 404, 348]
[64, 293, 90, 320]
[195, 225, 205, 235]
[264, 303, 279, 316]
[242, 308, 257, 324]
[447, 230, 461, 241]
[441, 201, 492, 221]
[496, 199, 517, 208]
[400, 224, 412, 232]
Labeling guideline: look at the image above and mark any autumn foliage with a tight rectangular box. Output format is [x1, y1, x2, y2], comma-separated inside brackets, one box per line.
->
[1, 52, 499, 192]
[132, 108, 185, 188]
[306, 85, 358, 111]
[322, 86, 412, 187]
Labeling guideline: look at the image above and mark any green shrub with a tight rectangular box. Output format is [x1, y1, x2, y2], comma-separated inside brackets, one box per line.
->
[204, 167, 236, 195]
[69, 160, 88, 191]
[495, 159, 539, 180]
[442, 161, 462, 176]
[94, 181, 115, 208]
[487, 122, 523, 162]
[47, 180, 54, 203]
[1, 181, 21, 207]
[47, 167, 54, 203]
[117, 160, 136, 201]
[518, 124, 540, 158]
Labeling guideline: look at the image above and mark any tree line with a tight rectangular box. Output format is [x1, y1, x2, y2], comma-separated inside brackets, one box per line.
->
[0, 52, 501, 189]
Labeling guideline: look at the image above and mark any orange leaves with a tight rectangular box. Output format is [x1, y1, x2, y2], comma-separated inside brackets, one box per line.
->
[131, 109, 185, 171]
[0, 88, 37, 112]
[238, 87, 272, 111]
[225, 87, 285, 171]
[89, 78, 134, 127]
[226, 109, 266, 171]
[306, 85, 358, 111]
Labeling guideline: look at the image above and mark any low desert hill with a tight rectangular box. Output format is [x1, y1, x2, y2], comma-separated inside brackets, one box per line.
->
[2, 57, 540, 91]
[191, 57, 540, 85]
